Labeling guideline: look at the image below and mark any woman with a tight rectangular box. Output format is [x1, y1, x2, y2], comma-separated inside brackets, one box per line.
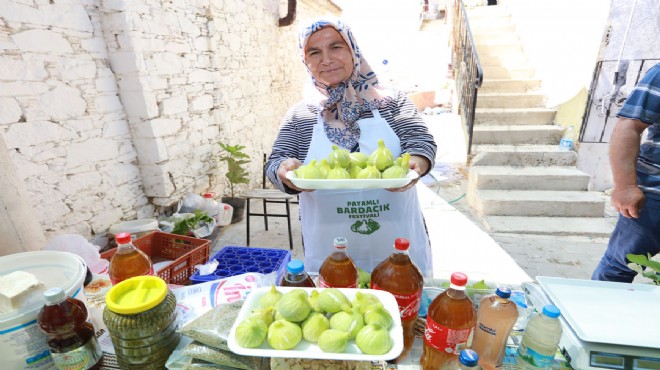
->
[266, 18, 437, 276]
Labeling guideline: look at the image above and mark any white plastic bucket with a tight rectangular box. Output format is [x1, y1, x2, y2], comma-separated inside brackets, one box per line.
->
[0, 251, 87, 370]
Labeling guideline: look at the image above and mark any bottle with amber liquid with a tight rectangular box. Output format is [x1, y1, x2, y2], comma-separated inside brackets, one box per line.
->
[421, 272, 477, 370]
[108, 232, 153, 285]
[38, 287, 103, 370]
[471, 287, 518, 370]
[280, 259, 316, 287]
[370, 238, 423, 363]
[318, 237, 358, 288]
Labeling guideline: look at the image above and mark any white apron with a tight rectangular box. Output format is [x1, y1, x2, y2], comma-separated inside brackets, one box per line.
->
[300, 110, 432, 276]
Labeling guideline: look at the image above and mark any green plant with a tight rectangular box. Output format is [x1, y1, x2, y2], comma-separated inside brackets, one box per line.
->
[172, 210, 214, 236]
[218, 142, 250, 198]
[627, 253, 660, 285]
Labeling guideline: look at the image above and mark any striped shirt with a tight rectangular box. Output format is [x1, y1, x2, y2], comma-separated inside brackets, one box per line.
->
[617, 62, 660, 200]
[266, 90, 437, 193]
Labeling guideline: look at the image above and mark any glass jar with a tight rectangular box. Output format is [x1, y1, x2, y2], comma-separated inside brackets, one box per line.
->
[103, 276, 179, 370]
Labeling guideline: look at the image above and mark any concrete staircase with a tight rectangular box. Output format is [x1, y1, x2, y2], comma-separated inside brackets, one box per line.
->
[464, 5, 615, 237]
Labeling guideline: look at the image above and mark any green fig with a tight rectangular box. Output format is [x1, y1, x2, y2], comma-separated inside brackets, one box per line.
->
[317, 288, 351, 313]
[327, 145, 351, 169]
[326, 162, 351, 180]
[356, 324, 393, 355]
[259, 285, 283, 309]
[349, 152, 369, 168]
[381, 164, 407, 179]
[316, 159, 332, 179]
[295, 159, 323, 179]
[329, 305, 364, 338]
[348, 163, 363, 179]
[363, 303, 393, 330]
[235, 317, 268, 348]
[267, 319, 302, 350]
[317, 329, 350, 353]
[277, 289, 311, 322]
[301, 312, 330, 342]
[352, 291, 379, 313]
[248, 306, 275, 327]
[368, 139, 394, 171]
[356, 164, 381, 179]
[308, 290, 322, 312]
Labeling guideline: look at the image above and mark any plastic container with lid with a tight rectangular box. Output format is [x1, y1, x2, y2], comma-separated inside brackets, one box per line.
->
[279, 259, 315, 287]
[103, 276, 180, 370]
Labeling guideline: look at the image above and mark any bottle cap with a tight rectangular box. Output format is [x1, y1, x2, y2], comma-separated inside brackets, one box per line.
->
[287, 259, 304, 275]
[394, 238, 410, 251]
[459, 349, 479, 367]
[495, 286, 512, 299]
[106, 276, 168, 315]
[542, 304, 561, 318]
[333, 237, 348, 249]
[450, 272, 468, 286]
[203, 193, 213, 198]
[43, 287, 66, 304]
[115, 232, 132, 244]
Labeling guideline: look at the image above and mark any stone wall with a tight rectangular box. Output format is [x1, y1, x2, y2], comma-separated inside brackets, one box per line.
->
[0, 0, 339, 244]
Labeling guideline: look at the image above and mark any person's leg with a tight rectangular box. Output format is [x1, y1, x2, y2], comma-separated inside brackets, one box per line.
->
[592, 200, 660, 282]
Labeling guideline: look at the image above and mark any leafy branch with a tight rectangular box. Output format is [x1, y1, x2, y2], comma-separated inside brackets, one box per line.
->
[172, 210, 214, 236]
[627, 253, 660, 285]
[218, 143, 250, 198]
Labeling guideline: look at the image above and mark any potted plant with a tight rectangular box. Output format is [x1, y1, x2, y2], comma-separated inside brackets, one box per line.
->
[218, 142, 250, 224]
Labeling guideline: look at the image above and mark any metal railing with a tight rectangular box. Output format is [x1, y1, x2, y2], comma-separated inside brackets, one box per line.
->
[449, 0, 483, 155]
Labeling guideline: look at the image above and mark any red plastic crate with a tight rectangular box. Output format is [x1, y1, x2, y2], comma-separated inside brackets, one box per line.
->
[101, 231, 210, 285]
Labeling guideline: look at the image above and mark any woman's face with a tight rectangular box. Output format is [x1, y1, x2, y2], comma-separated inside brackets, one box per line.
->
[304, 27, 354, 87]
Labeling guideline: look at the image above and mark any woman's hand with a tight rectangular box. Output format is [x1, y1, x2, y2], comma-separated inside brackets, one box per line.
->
[277, 158, 314, 192]
[386, 155, 430, 192]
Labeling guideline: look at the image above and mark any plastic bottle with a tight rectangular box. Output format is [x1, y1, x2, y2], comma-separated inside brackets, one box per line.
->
[280, 259, 316, 287]
[318, 237, 359, 288]
[108, 232, 153, 285]
[470, 287, 519, 369]
[515, 305, 563, 370]
[558, 126, 574, 151]
[421, 272, 477, 370]
[38, 287, 103, 370]
[202, 193, 219, 224]
[370, 237, 423, 362]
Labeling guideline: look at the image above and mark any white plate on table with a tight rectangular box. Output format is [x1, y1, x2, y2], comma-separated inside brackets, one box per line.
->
[286, 170, 418, 190]
[228, 287, 404, 361]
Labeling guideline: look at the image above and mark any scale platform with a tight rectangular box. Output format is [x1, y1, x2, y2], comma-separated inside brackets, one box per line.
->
[523, 277, 660, 370]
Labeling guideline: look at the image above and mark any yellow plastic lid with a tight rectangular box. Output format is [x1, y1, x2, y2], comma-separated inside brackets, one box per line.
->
[105, 276, 167, 314]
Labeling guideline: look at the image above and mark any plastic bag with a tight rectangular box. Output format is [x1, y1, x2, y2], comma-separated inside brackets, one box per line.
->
[42, 234, 107, 273]
[177, 301, 243, 349]
[182, 341, 264, 370]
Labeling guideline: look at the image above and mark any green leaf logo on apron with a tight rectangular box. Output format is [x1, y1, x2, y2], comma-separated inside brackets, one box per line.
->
[350, 219, 381, 235]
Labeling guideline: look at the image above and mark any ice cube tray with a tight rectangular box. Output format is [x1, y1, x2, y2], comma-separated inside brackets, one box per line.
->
[190, 246, 291, 284]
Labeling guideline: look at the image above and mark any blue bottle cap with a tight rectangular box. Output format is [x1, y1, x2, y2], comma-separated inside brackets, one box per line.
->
[543, 304, 561, 318]
[495, 286, 512, 299]
[459, 349, 479, 367]
[287, 259, 304, 275]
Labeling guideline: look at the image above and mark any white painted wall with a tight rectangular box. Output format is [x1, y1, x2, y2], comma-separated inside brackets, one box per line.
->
[0, 0, 339, 246]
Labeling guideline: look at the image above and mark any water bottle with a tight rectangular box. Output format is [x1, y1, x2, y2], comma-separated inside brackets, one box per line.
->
[471, 287, 518, 369]
[515, 305, 563, 370]
[558, 126, 574, 151]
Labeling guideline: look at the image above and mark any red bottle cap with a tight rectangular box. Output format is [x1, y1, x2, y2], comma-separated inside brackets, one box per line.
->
[450, 272, 468, 286]
[394, 238, 410, 251]
[203, 193, 213, 198]
[115, 232, 132, 244]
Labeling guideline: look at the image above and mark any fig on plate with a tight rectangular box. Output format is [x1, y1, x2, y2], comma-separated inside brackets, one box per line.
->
[294, 159, 322, 179]
[301, 312, 330, 342]
[349, 152, 369, 168]
[267, 319, 302, 350]
[317, 329, 350, 353]
[368, 139, 394, 171]
[259, 285, 283, 309]
[317, 288, 351, 313]
[356, 324, 393, 355]
[363, 302, 393, 330]
[235, 317, 268, 348]
[356, 164, 381, 179]
[329, 305, 364, 338]
[327, 145, 351, 169]
[326, 162, 351, 180]
[276, 289, 311, 322]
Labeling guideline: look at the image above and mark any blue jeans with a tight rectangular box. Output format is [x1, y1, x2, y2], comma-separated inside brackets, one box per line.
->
[592, 197, 660, 282]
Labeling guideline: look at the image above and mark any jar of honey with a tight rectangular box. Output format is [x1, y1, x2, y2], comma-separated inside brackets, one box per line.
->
[103, 276, 179, 370]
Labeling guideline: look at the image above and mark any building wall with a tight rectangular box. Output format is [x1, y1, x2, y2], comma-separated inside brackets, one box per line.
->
[0, 0, 339, 246]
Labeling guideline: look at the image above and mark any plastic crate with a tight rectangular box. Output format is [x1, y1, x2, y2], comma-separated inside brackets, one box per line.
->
[190, 246, 291, 284]
[101, 231, 210, 285]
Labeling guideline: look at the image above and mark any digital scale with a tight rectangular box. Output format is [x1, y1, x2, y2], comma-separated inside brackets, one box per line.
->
[522, 277, 660, 370]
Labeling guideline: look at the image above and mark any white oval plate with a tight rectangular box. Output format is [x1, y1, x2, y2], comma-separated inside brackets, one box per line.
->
[227, 287, 403, 361]
[286, 170, 418, 190]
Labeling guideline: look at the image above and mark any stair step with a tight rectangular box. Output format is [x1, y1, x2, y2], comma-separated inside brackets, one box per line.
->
[475, 108, 556, 125]
[473, 33, 520, 45]
[479, 52, 528, 68]
[483, 66, 536, 79]
[477, 92, 546, 109]
[480, 79, 542, 93]
[483, 216, 616, 237]
[472, 125, 564, 145]
[468, 166, 591, 191]
[471, 19, 515, 32]
[469, 190, 606, 217]
[471, 145, 577, 166]
[466, 5, 511, 18]
[476, 43, 524, 55]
